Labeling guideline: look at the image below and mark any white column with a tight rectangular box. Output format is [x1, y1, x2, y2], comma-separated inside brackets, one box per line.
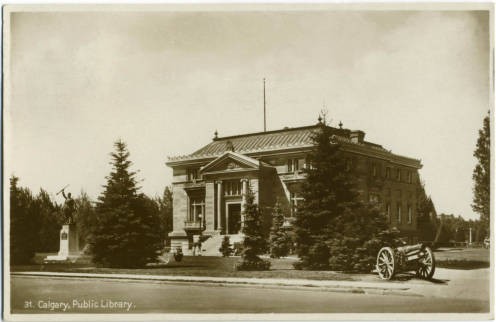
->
[216, 181, 222, 232]
[186, 195, 190, 222]
[241, 179, 248, 230]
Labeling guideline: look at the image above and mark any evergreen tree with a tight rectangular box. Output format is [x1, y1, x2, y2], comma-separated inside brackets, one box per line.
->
[34, 189, 62, 252]
[219, 236, 232, 257]
[416, 183, 437, 242]
[89, 140, 162, 267]
[74, 191, 97, 250]
[269, 202, 291, 258]
[156, 186, 173, 246]
[472, 112, 490, 236]
[294, 117, 389, 271]
[237, 187, 270, 270]
[10, 176, 38, 264]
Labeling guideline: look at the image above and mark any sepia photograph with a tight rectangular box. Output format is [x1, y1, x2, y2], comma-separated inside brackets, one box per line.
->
[2, 3, 494, 320]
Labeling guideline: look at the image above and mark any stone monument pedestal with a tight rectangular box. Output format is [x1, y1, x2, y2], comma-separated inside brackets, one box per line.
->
[45, 224, 80, 262]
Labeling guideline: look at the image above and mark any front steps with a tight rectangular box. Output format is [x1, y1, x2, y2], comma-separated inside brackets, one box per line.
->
[201, 233, 244, 256]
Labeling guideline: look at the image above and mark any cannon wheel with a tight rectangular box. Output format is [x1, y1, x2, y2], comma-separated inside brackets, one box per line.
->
[416, 246, 435, 279]
[377, 247, 396, 280]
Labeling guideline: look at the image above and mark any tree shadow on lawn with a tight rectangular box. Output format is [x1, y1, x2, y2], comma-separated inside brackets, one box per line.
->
[393, 272, 449, 284]
[436, 260, 489, 270]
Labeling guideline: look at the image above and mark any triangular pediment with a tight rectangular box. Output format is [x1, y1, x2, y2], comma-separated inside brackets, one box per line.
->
[200, 152, 260, 174]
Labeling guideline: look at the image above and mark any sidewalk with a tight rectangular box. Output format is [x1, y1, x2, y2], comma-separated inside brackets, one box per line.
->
[13, 267, 488, 300]
[12, 271, 414, 296]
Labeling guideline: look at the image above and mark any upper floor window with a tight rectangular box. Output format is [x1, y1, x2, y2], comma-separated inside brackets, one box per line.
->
[385, 167, 391, 179]
[397, 204, 402, 224]
[396, 169, 401, 181]
[372, 164, 378, 177]
[290, 192, 304, 217]
[187, 168, 199, 181]
[288, 158, 303, 173]
[224, 180, 242, 196]
[407, 172, 413, 184]
[408, 206, 412, 224]
[305, 157, 314, 170]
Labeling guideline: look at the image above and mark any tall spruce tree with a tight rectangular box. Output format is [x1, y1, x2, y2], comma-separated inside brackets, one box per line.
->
[10, 176, 38, 264]
[156, 186, 173, 246]
[416, 183, 437, 242]
[472, 112, 490, 236]
[294, 117, 388, 271]
[89, 140, 162, 267]
[75, 191, 97, 249]
[269, 202, 291, 258]
[34, 189, 62, 252]
[237, 187, 271, 270]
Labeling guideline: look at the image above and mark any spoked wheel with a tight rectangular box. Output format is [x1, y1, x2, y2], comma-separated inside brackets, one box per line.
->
[416, 246, 435, 279]
[377, 247, 396, 280]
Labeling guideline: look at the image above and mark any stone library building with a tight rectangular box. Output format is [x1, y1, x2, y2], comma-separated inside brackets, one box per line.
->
[166, 121, 422, 254]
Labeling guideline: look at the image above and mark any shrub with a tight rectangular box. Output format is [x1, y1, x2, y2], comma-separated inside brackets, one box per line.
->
[269, 202, 292, 258]
[219, 236, 232, 257]
[238, 187, 271, 270]
[236, 258, 271, 271]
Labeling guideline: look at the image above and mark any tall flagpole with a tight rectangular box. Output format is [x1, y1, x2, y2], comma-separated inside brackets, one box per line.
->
[263, 78, 266, 132]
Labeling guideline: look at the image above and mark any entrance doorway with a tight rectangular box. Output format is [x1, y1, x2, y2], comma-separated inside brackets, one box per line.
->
[227, 203, 241, 234]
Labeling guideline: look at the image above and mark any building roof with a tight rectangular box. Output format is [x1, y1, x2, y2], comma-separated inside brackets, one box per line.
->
[192, 125, 319, 157]
[167, 124, 421, 168]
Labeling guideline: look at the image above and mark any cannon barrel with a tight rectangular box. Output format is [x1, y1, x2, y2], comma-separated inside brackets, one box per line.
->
[397, 243, 423, 255]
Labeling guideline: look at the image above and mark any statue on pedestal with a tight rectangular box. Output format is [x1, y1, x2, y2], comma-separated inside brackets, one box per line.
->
[45, 185, 80, 262]
[61, 189, 76, 225]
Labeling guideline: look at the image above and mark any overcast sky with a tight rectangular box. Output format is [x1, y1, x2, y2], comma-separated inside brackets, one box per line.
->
[6, 9, 490, 220]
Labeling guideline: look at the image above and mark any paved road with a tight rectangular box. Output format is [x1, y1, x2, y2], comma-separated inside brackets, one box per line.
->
[10, 275, 489, 314]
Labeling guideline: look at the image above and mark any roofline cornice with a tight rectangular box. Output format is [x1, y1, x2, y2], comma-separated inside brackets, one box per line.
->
[166, 140, 422, 169]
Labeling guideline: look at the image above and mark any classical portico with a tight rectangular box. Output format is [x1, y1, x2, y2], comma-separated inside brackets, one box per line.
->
[200, 151, 260, 235]
[167, 150, 272, 251]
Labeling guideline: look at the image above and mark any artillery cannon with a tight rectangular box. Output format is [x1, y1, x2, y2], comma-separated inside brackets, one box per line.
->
[376, 243, 435, 280]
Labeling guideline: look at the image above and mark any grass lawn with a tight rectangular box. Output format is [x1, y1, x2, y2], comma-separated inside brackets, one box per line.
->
[12, 255, 355, 281]
[12, 247, 489, 279]
[434, 248, 490, 269]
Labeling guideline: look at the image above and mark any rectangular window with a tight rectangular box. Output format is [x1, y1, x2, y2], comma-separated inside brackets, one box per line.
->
[408, 206, 412, 224]
[224, 180, 242, 196]
[397, 204, 402, 224]
[372, 164, 377, 177]
[396, 169, 401, 181]
[385, 167, 391, 179]
[290, 192, 304, 217]
[298, 159, 305, 171]
[189, 197, 205, 222]
[187, 168, 199, 181]
[304, 157, 313, 170]
[407, 172, 413, 184]
[287, 158, 301, 173]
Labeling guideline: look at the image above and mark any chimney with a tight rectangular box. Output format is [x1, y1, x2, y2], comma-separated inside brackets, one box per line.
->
[350, 130, 365, 143]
